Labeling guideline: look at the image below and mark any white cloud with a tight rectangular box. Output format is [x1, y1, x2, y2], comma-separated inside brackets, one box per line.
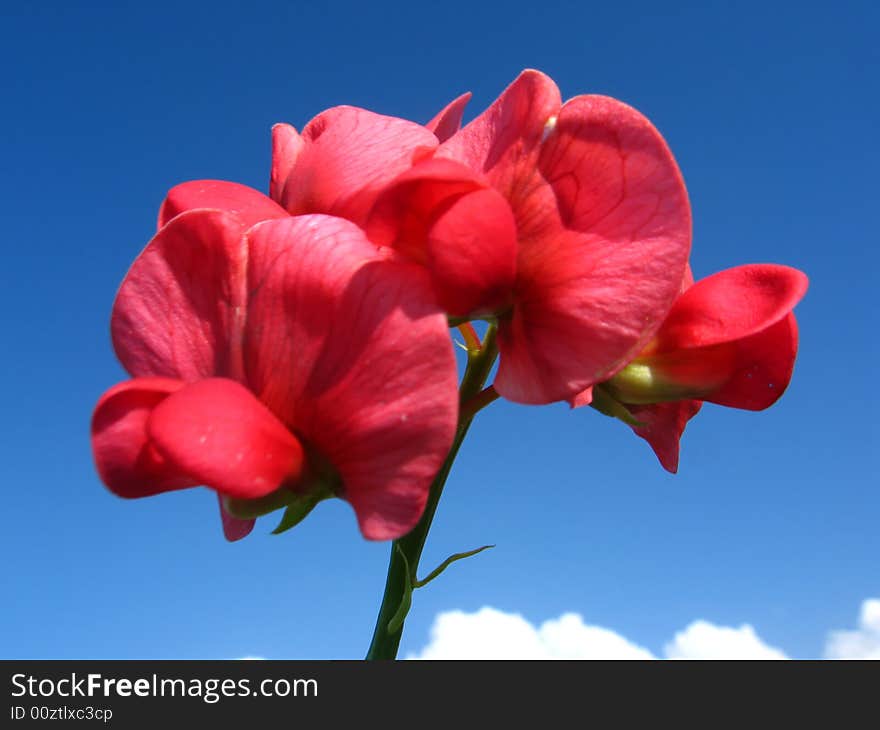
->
[412, 599, 880, 660]
[664, 621, 786, 660]
[409, 607, 654, 659]
[540, 613, 656, 660]
[824, 599, 880, 659]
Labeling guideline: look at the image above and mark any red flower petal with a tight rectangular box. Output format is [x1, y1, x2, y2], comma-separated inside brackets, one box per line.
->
[569, 386, 593, 409]
[112, 209, 250, 382]
[365, 158, 517, 317]
[148, 378, 306, 500]
[427, 187, 518, 316]
[277, 106, 438, 225]
[628, 400, 702, 473]
[157, 180, 288, 230]
[425, 92, 472, 143]
[699, 313, 800, 411]
[270, 123, 304, 203]
[218, 495, 255, 542]
[244, 215, 458, 540]
[496, 261, 614, 404]
[438, 69, 562, 195]
[365, 157, 486, 254]
[655, 264, 808, 352]
[91, 378, 194, 498]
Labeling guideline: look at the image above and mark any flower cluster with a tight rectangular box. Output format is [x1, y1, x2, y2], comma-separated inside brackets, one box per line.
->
[90, 70, 807, 541]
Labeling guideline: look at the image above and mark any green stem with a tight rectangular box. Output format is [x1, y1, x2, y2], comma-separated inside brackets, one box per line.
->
[365, 324, 499, 660]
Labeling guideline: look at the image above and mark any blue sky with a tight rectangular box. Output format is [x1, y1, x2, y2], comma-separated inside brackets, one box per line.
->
[2, 0, 876, 659]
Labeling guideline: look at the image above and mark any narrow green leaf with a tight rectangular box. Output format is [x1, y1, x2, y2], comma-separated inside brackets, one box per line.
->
[413, 544, 495, 589]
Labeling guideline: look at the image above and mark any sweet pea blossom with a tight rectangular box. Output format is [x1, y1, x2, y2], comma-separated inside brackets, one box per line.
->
[91, 206, 459, 541]
[270, 70, 693, 406]
[434, 70, 693, 405]
[587, 264, 808, 472]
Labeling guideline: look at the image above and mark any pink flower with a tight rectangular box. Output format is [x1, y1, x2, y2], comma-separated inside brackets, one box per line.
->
[91, 205, 459, 541]
[590, 264, 808, 472]
[433, 70, 693, 405]
[269, 71, 693, 406]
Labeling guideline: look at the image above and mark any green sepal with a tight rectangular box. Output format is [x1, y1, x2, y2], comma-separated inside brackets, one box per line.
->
[271, 492, 327, 535]
[590, 386, 645, 428]
[224, 488, 299, 520]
